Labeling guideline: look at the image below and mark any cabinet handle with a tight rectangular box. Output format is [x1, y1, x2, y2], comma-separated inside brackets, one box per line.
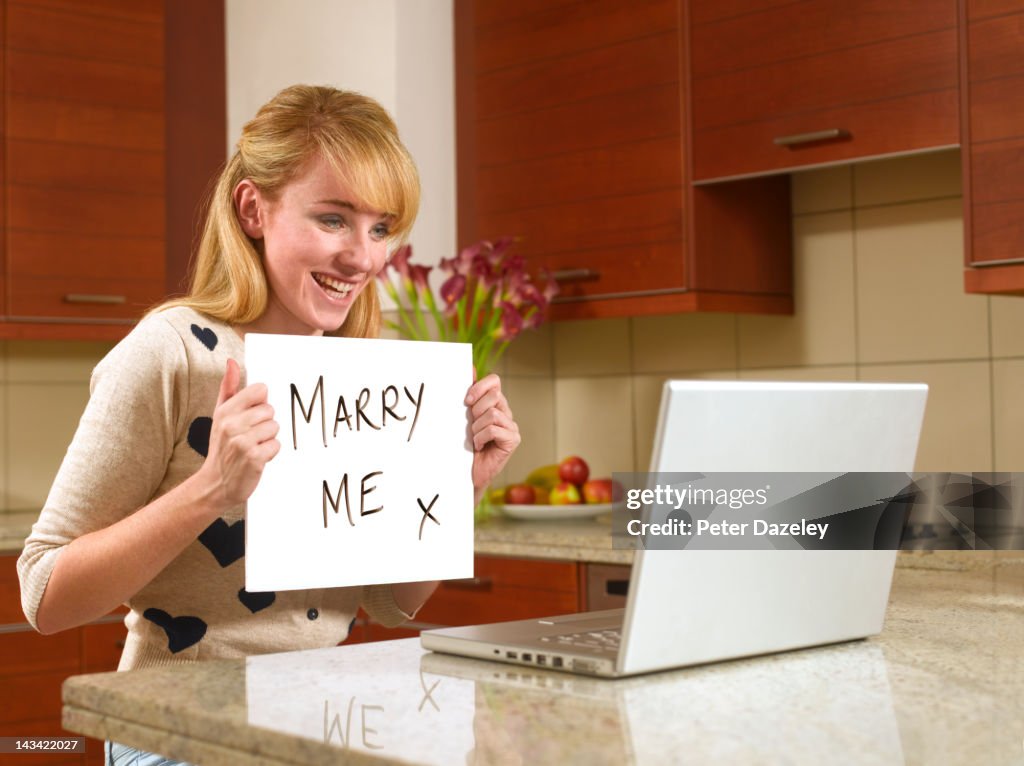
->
[552, 268, 600, 283]
[63, 293, 127, 305]
[444, 576, 494, 591]
[773, 128, 850, 147]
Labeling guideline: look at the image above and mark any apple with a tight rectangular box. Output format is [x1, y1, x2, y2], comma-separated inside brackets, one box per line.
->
[504, 484, 536, 505]
[582, 478, 613, 504]
[550, 481, 582, 505]
[558, 455, 590, 486]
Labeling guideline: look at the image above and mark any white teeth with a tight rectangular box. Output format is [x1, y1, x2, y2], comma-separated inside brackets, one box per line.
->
[313, 273, 354, 296]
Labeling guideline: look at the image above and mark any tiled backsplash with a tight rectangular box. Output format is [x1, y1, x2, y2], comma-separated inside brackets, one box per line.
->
[3, 150, 1023, 513]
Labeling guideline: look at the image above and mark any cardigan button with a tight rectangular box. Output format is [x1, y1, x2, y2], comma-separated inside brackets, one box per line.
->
[307, 608, 319, 621]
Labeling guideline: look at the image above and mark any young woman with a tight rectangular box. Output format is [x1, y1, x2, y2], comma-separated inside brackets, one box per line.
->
[18, 86, 519, 761]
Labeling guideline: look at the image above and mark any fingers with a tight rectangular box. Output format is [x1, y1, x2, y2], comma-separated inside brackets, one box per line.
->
[471, 408, 520, 452]
[217, 358, 241, 407]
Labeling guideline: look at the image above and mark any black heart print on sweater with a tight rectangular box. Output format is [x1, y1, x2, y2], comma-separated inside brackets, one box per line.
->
[143, 608, 207, 653]
[238, 588, 276, 613]
[190, 324, 218, 351]
[187, 417, 212, 457]
[198, 518, 245, 567]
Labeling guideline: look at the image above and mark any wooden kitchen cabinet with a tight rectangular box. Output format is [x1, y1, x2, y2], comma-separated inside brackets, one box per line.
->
[455, 0, 793, 321]
[0, 554, 126, 765]
[0, 0, 226, 340]
[962, 0, 1024, 292]
[350, 554, 584, 642]
[2, 0, 167, 332]
[688, 0, 960, 181]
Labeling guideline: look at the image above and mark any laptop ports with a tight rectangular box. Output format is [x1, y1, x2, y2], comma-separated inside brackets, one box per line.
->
[522, 653, 532, 662]
[506, 651, 517, 659]
[537, 654, 547, 665]
[552, 656, 564, 668]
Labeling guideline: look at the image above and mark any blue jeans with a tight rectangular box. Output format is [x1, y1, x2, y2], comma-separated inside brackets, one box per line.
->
[105, 741, 194, 765]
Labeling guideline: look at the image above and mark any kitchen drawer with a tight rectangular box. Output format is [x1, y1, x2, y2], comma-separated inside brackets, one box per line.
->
[691, 27, 958, 180]
[0, 628, 80, 676]
[414, 556, 580, 627]
[0, 554, 25, 625]
[0, 670, 68, 724]
[81, 619, 127, 673]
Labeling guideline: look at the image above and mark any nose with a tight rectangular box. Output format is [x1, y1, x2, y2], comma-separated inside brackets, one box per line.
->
[337, 227, 374, 274]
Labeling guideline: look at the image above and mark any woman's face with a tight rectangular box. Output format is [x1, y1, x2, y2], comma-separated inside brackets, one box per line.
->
[241, 155, 392, 335]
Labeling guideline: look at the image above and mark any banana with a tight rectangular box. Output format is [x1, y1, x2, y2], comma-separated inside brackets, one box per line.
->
[488, 486, 506, 505]
[525, 464, 560, 490]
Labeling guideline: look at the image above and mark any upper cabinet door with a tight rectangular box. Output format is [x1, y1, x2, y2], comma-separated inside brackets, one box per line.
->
[689, 0, 961, 181]
[962, 0, 1024, 291]
[456, 0, 793, 320]
[4, 0, 166, 323]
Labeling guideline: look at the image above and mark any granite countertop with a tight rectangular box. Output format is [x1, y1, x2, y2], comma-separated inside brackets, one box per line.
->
[62, 563, 1024, 765]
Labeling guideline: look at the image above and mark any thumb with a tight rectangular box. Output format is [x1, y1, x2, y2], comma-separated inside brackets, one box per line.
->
[217, 359, 240, 407]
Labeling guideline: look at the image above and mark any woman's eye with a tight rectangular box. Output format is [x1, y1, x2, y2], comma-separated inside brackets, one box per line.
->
[370, 223, 391, 241]
[319, 215, 344, 230]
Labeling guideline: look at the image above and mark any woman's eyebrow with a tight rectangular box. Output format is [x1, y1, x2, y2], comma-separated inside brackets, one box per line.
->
[313, 198, 357, 210]
[312, 198, 392, 220]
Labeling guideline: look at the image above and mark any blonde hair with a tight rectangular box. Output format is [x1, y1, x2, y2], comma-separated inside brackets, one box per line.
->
[157, 85, 420, 338]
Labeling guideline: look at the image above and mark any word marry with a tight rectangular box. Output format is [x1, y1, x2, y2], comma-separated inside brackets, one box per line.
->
[290, 376, 425, 449]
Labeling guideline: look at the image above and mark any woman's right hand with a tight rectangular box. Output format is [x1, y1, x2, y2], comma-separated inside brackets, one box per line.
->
[199, 358, 281, 513]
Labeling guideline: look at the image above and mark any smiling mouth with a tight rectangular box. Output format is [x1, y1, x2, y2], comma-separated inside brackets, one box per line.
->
[312, 272, 357, 300]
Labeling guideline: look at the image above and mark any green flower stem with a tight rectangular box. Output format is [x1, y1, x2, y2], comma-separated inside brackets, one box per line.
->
[422, 289, 448, 342]
[384, 279, 421, 339]
[404, 281, 431, 340]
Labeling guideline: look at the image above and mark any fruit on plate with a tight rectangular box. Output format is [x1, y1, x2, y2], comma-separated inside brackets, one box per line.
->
[581, 478, 614, 504]
[525, 464, 560, 491]
[504, 484, 536, 505]
[488, 486, 506, 505]
[550, 481, 582, 505]
[533, 486, 550, 504]
[558, 455, 590, 486]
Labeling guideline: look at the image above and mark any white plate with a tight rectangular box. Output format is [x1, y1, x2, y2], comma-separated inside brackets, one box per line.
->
[497, 502, 619, 521]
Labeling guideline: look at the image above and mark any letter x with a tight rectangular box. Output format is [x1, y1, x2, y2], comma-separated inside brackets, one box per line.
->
[418, 494, 440, 540]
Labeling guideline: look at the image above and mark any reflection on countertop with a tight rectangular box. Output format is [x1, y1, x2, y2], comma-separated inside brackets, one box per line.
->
[62, 563, 1024, 765]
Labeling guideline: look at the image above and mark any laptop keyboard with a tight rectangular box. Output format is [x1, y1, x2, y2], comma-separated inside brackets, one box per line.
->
[540, 628, 621, 651]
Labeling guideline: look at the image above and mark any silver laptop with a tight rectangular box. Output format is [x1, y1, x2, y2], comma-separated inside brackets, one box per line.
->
[421, 381, 928, 677]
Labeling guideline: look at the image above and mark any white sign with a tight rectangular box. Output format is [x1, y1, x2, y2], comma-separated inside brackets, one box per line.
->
[244, 334, 474, 591]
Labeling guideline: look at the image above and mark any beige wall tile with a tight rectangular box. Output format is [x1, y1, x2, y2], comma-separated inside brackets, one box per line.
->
[990, 296, 1024, 358]
[738, 366, 858, 382]
[631, 313, 735, 374]
[554, 376, 633, 477]
[7, 382, 91, 510]
[504, 323, 552, 377]
[500, 376, 556, 485]
[859, 361, 992, 472]
[790, 164, 852, 215]
[855, 199, 984, 363]
[739, 211, 857, 368]
[7, 341, 113, 383]
[632, 374, 668, 473]
[631, 370, 739, 473]
[992, 359, 1024, 472]
[553, 318, 631, 376]
[853, 150, 962, 208]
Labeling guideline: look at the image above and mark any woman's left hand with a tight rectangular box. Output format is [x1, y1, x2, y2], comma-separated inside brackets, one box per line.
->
[466, 373, 520, 495]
